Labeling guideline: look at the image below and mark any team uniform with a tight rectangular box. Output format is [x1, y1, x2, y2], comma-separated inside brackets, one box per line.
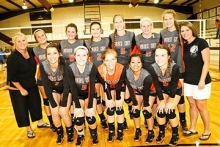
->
[109, 31, 136, 65]
[33, 45, 47, 85]
[84, 38, 109, 67]
[135, 33, 160, 69]
[7, 48, 43, 127]
[160, 29, 184, 75]
[67, 61, 98, 145]
[60, 40, 84, 64]
[97, 62, 126, 142]
[183, 38, 211, 99]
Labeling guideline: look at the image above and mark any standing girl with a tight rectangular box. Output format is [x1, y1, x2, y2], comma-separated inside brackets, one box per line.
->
[97, 49, 126, 142]
[160, 9, 188, 132]
[67, 46, 98, 146]
[40, 43, 73, 144]
[33, 29, 53, 130]
[84, 22, 109, 130]
[149, 44, 182, 146]
[126, 54, 155, 143]
[180, 21, 211, 140]
[60, 23, 84, 64]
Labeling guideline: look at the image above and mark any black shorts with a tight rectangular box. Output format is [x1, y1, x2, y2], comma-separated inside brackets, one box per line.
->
[52, 89, 63, 95]
[134, 89, 156, 97]
[179, 73, 185, 79]
[109, 86, 126, 92]
[162, 88, 182, 97]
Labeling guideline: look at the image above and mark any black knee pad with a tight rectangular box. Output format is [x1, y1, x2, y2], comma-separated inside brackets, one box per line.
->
[43, 99, 49, 106]
[157, 112, 166, 118]
[107, 107, 115, 116]
[86, 116, 96, 125]
[124, 97, 131, 104]
[166, 110, 176, 119]
[132, 109, 140, 118]
[102, 100, 106, 107]
[178, 96, 185, 104]
[142, 110, 152, 119]
[74, 117, 84, 126]
[96, 96, 101, 105]
[116, 108, 124, 115]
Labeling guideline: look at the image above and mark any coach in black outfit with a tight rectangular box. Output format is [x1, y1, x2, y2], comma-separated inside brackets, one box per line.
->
[7, 32, 48, 138]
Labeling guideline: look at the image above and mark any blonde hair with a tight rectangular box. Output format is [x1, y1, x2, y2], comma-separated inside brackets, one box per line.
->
[13, 32, 28, 49]
[102, 49, 118, 61]
[112, 14, 125, 49]
[140, 17, 153, 28]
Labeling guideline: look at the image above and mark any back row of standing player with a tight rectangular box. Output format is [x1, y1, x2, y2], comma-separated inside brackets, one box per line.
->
[33, 9, 211, 146]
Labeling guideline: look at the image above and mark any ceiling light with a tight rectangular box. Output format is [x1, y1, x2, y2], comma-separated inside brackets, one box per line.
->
[69, 0, 74, 2]
[22, 0, 27, 9]
[154, 0, 159, 3]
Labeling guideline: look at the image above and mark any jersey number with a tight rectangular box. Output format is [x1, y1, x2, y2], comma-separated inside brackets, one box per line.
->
[120, 48, 125, 54]
[81, 84, 87, 90]
[97, 53, 102, 61]
[168, 44, 176, 53]
[145, 50, 152, 57]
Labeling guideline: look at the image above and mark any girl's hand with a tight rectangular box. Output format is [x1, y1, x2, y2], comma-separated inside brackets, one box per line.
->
[20, 89, 28, 96]
[198, 80, 205, 90]
[74, 108, 84, 118]
[142, 106, 152, 113]
[115, 99, 123, 110]
[157, 101, 165, 114]
[85, 108, 95, 117]
[106, 99, 115, 109]
[165, 102, 173, 114]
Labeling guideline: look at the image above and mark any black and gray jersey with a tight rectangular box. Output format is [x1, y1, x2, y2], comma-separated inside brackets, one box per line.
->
[60, 39, 84, 63]
[109, 31, 136, 65]
[160, 28, 184, 73]
[33, 45, 46, 63]
[84, 38, 109, 67]
[135, 33, 160, 64]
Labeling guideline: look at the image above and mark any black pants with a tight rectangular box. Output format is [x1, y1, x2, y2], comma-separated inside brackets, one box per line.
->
[9, 85, 43, 127]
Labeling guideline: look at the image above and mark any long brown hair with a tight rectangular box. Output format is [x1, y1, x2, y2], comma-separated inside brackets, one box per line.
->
[155, 44, 172, 78]
[65, 23, 78, 40]
[89, 22, 102, 52]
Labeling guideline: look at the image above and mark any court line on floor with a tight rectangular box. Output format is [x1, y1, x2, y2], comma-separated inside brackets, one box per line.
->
[130, 143, 220, 147]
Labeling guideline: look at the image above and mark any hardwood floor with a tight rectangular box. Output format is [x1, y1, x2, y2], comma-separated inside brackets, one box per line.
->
[0, 67, 220, 147]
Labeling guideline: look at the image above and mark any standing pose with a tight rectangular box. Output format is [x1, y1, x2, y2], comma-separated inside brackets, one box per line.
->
[149, 44, 182, 146]
[40, 43, 73, 144]
[160, 9, 188, 132]
[60, 23, 84, 64]
[67, 46, 98, 146]
[7, 32, 48, 138]
[84, 22, 109, 130]
[180, 21, 211, 140]
[97, 49, 126, 142]
[134, 18, 160, 127]
[126, 54, 155, 143]
[33, 29, 53, 130]
[109, 14, 136, 129]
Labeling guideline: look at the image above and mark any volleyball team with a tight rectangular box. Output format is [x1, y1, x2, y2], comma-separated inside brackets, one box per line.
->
[7, 9, 211, 147]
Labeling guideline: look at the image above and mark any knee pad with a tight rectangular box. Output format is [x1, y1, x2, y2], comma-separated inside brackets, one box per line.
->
[102, 100, 106, 107]
[74, 117, 84, 126]
[166, 110, 176, 119]
[86, 116, 96, 125]
[116, 108, 124, 115]
[157, 112, 166, 118]
[96, 96, 101, 105]
[133, 109, 140, 118]
[107, 107, 115, 116]
[142, 110, 152, 119]
[178, 96, 185, 104]
[43, 99, 49, 106]
[124, 97, 131, 104]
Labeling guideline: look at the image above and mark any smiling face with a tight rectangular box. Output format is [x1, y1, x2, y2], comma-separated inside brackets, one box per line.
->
[75, 48, 88, 66]
[163, 13, 175, 29]
[35, 30, 47, 44]
[15, 35, 28, 51]
[114, 15, 125, 31]
[66, 27, 77, 40]
[103, 53, 117, 70]
[90, 23, 101, 39]
[129, 56, 142, 72]
[46, 47, 59, 64]
[180, 25, 193, 41]
[141, 20, 152, 36]
[155, 48, 170, 68]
